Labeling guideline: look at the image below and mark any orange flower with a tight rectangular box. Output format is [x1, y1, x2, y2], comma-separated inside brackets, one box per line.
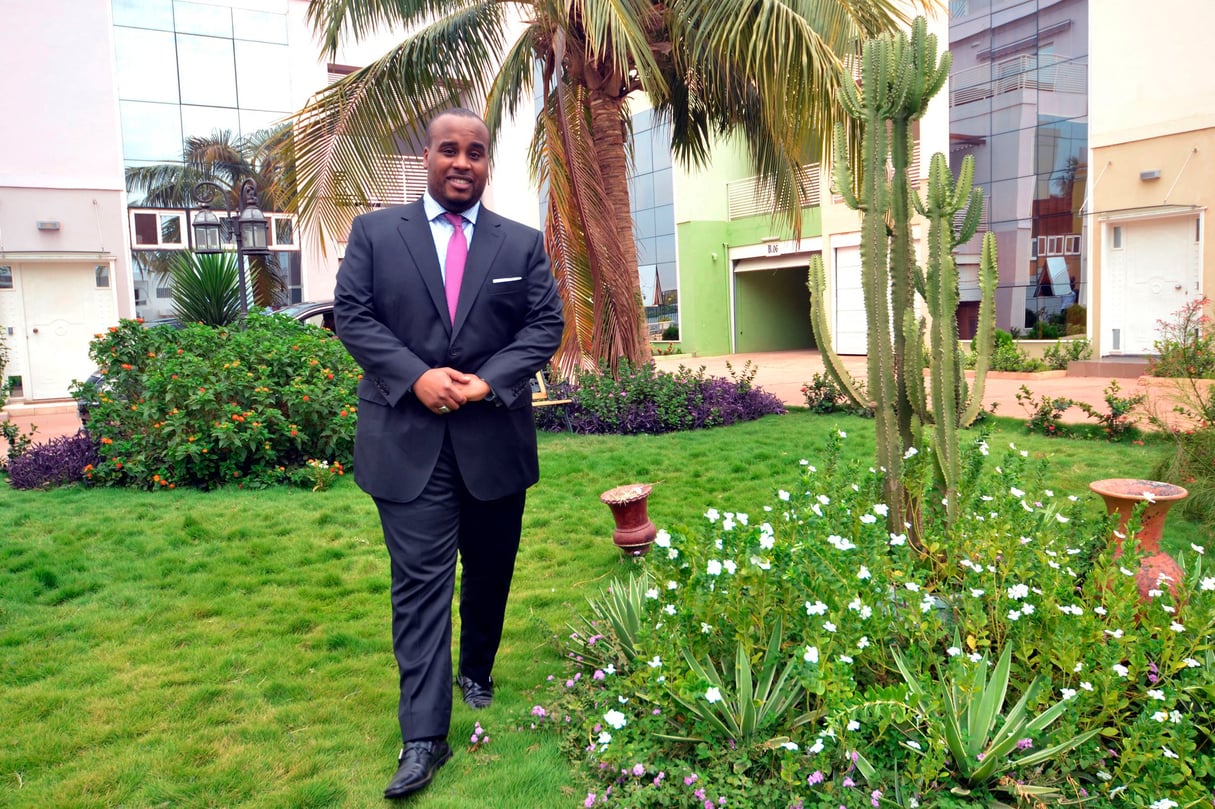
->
[121, 363, 133, 370]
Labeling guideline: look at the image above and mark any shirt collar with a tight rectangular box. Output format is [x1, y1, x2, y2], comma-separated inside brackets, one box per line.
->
[423, 190, 480, 224]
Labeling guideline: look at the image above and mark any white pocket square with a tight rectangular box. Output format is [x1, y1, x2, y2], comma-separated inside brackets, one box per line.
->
[492, 276, 523, 284]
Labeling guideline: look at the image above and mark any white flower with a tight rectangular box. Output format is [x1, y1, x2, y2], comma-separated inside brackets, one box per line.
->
[946, 646, 961, 657]
[604, 664, 615, 675]
[823, 621, 837, 633]
[889, 533, 907, 546]
[805, 600, 828, 616]
[667, 580, 678, 590]
[663, 604, 676, 615]
[838, 430, 847, 438]
[706, 560, 722, 576]
[1112, 664, 1129, 678]
[1171, 621, 1185, 633]
[1106, 629, 1124, 640]
[846, 719, 860, 731]
[873, 503, 889, 516]
[857, 566, 872, 580]
[722, 515, 736, 531]
[1080, 681, 1093, 691]
[978, 440, 989, 456]
[808, 738, 824, 754]
[645, 588, 659, 600]
[1202, 577, 1215, 591]
[1170, 710, 1183, 723]
[1008, 609, 1022, 621]
[647, 656, 662, 668]
[1141, 490, 1156, 504]
[667, 548, 679, 560]
[856, 636, 870, 650]
[969, 653, 983, 662]
[1007, 583, 1029, 600]
[654, 529, 671, 547]
[903, 446, 919, 459]
[604, 709, 627, 729]
[1022, 603, 1035, 615]
[1162, 746, 1179, 759]
[1151, 800, 1179, 809]
[828, 535, 856, 551]
[700, 622, 713, 634]
[1055, 513, 1069, 523]
[1183, 657, 1201, 668]
[817, 494, 831, 505]
[1094, 606, 1107, 615]
[722, 560, 737, 574]
[780, 741, 799, 751]
[839, 655, 854, 664]
[705, 687, 722, 704]
[1010, 486, 1025, 498]
[1148, 689, 1166, 701]
[860, 514, 877, 524]
[1191, 543, 1206, 555]
[705, 508, 720, 523]
[778, 489, 790, 501]
[749, 555, 771, 570]
[1057, 604, 1083, 616]
[804, 646, 819, 664]
[597, 731, 612, 745]
[919, 595, 936, 614]
[1152, 711, 1170, 723]
[969, 588, 985, 597]
[759, 523, 775, 549]
[905, 739, 922, 750]
[904, 582, 920, 592]
[1060, 688, 1077, 700]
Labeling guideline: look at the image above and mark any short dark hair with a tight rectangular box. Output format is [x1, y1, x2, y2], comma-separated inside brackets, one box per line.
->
[425, 107, 485, 145]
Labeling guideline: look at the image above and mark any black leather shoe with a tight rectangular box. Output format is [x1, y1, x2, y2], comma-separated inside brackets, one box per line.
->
[383, 740, 452, 800]
[457, 673, 493, 709]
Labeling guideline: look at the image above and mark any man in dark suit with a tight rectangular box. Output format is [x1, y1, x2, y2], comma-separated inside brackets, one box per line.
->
[333, 107, 564, 800]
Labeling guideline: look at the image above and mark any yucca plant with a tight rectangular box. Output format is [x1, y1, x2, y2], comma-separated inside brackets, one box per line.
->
[662, 615, 817, 744]
[568, 572, 651, 673]
[892, 644, 1100, 798]
[169, 251, 243, 327]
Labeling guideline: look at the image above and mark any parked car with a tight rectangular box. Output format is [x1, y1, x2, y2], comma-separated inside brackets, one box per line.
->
[75, 301, 335, 421]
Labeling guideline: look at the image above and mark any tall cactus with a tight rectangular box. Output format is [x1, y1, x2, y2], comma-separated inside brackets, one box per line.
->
[807, 17, 997, 533]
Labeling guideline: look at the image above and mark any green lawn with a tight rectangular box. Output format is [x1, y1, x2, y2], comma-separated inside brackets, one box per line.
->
[0, 412, 1202, 808]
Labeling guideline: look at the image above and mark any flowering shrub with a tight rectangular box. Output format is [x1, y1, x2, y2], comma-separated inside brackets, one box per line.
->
[6, 431, 100, 489]
[1149, 297, 1215, 379]
[533, 361, 785, 434]
[73, 314, 359, 489]
[532, 434, 1215, 807]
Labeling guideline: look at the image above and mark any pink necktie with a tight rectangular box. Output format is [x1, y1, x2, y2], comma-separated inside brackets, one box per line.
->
[443, 212, 467, 323]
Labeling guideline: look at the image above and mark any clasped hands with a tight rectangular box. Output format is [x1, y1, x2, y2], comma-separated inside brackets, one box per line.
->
[414, 367, 491, 415]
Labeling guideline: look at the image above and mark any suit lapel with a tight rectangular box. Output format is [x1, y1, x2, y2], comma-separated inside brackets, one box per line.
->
[395, 201, 449, 329]
[451, 209, 505, 337]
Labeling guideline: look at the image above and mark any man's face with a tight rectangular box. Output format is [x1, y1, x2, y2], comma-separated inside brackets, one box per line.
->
[423, 114, 490, 213]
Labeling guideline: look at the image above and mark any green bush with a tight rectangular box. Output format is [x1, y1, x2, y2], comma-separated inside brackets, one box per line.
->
[1043, 337, 1093, 371]
[534, 434, 1215, 807]
[988, 329, 1046, 372]
[74, 313, 359, 489]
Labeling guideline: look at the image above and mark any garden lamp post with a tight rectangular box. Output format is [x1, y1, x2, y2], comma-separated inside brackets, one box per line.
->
[190, 178, 270, 316]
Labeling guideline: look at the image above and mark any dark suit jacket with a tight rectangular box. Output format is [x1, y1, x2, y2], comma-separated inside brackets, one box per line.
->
[334, 200, 564, 503]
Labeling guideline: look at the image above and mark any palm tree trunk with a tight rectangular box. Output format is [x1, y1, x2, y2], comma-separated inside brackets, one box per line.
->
[586, 92, 650, 369]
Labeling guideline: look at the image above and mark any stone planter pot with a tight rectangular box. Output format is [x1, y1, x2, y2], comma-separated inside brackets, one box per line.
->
[600, 483, 657, 557]
[1089, 478, 1189, 601]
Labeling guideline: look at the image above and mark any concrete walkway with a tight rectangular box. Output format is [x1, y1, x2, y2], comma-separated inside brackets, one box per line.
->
[0, 349, 1193, 453]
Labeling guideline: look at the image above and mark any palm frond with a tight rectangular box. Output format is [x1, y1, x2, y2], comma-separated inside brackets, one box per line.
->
[287, 4, 508, 253]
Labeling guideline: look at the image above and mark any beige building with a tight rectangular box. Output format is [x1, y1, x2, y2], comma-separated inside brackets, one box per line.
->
[1087, 0, 1213, 357]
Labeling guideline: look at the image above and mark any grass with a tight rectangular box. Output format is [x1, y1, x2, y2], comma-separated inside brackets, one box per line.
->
[0, 411, 1204, 808]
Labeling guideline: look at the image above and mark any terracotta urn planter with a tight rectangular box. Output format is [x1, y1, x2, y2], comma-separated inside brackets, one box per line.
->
[600, 483, 657, 556]
[1089, 478, 1189, 601]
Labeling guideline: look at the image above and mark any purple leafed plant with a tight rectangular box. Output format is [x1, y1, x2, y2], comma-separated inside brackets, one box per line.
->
[6, 430, 101, 490]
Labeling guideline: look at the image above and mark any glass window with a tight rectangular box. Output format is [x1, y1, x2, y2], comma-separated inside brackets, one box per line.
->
[112, 0, 173, 30]
[174, 1, 232, 37]
[0, 265, 12, 290]
[1112, 226, 1122, 249]
[181, 106, 240, 144]
[235, 41, 293, 112]
[272, 216, 295, 247]
[130, 211, 186, 248]
[113, 28, 179, 103]
[120, 101, 183, 162]
[95, 265, 111, 289]
[177, 34, 237, 107]
[240, 109, 287, 138]
[233, 9, 288, 44]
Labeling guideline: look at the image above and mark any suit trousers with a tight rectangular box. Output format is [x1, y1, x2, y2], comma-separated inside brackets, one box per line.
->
[373, 431, 525, 743]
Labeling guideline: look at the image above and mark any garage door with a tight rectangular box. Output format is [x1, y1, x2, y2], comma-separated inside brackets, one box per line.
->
[834, 246, 867, 355]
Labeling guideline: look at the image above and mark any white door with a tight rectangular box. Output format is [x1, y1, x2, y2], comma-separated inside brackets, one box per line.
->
[1118, 217, 1200, 355]
[20, 262, 108, 400]
[834, 246, 867, 354]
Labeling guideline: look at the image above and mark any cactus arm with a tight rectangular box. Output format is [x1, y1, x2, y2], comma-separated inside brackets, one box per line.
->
[960, 232, 999, 426]
[807, 255, 870, 408]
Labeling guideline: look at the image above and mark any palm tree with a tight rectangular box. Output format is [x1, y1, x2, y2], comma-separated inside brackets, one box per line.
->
[126, 127, 294, 308]
[290, 0, 936, 375]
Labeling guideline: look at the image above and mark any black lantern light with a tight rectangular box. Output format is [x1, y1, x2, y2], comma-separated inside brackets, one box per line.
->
[189, 178, 272, 315]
